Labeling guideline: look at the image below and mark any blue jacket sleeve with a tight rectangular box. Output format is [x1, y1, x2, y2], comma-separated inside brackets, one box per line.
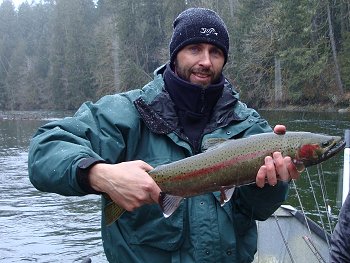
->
[234, 181, 289, 221]
[28, 98, 129, 196]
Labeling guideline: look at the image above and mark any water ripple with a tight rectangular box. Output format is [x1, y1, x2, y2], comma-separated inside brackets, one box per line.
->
[0, 149, 106, 262]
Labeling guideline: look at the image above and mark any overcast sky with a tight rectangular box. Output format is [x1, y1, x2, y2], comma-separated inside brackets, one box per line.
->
[1, 0, 97, 9]
[1, 0, 39, 9]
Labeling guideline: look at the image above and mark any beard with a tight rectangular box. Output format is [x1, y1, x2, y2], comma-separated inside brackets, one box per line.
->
[174, 60, 222, 88]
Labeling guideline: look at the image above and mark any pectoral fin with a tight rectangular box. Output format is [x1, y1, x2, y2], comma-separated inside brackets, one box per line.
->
[159, 192, 183, 218]
[219, 186, 235, 206]
[293, 159, 306, 173]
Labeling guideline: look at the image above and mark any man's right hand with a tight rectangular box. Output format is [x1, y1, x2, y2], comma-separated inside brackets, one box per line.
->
[88, 160, 161, 211]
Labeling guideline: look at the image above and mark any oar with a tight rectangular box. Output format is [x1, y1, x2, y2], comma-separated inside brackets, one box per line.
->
[342, 129, 350, 205]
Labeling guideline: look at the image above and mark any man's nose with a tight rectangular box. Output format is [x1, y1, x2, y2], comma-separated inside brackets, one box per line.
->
[198, 50, 212, 67]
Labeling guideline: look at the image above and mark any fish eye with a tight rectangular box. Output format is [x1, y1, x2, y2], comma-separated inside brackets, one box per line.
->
[322, 141, 331, 147]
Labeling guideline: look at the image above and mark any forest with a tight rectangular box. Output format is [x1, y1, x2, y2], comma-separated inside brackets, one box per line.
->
[0, 0, 349, 111]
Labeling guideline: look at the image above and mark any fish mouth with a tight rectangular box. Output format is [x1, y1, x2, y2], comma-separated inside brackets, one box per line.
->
[321, 139, 346, 162]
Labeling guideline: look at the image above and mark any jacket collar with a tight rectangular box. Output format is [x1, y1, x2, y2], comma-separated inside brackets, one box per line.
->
[163, 63, 224, 115]
[134, 64, 240, 136]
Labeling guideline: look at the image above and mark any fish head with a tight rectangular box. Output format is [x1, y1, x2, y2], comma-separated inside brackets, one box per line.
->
[295, 134, 345, 168]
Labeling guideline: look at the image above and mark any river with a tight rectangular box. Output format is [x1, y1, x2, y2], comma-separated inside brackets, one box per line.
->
[0, 110, 349, 262]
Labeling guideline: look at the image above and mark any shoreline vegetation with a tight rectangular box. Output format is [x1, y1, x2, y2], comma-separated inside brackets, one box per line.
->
[1, 1, 349, 112]
[1, 104, 349, 121]
[260, 104, 350, 113]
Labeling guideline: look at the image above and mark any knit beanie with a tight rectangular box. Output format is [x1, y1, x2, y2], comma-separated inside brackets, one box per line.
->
[169, 8, 229, 66]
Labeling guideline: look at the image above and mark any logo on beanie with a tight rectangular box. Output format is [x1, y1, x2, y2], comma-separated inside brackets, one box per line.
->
[200, 28, 218, 36]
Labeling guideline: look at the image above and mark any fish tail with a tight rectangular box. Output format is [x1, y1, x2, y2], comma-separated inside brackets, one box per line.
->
[104, 201, 126, 226]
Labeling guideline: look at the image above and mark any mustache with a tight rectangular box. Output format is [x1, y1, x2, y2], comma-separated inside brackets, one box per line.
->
[192, 67, 213, 75]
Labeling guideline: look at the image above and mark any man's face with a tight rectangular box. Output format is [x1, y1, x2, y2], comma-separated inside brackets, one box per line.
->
[174, 43, 225, 87]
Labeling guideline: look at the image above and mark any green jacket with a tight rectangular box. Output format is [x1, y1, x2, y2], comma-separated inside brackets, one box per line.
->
[28, 65, 289, 263]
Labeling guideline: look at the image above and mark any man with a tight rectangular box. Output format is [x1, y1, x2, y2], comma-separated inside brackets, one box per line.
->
[330, 192, 350, 262]
[28, 8, 299, 263]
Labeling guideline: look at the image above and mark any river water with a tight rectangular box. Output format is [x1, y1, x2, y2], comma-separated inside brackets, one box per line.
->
[261, 110, 350, 220]
[0, 110, 349, 262]
[0, 112, 106, 263]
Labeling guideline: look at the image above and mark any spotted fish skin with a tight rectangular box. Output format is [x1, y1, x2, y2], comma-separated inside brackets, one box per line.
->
[104, 132, 345, 225]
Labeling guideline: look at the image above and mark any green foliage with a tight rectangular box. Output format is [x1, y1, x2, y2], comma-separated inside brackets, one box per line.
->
[115, 0, 168, 91]
[0, 0, 348, 110]
[229, 0, 348, 107]
[339, 32, 350, 90]
[48, 0, 97, 110]
[0, 0, 17, 109]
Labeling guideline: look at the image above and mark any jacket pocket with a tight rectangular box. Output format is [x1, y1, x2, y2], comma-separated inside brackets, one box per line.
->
[117, 202, 185, 251]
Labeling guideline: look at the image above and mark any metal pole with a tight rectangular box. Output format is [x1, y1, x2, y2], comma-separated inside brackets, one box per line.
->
[342, 129, 350, 205]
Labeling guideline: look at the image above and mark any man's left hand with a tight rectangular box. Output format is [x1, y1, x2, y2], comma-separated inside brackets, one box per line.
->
[255, 125, 300, 187]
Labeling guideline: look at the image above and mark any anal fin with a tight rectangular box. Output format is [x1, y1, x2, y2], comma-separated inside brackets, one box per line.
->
[104, 201, 126, 226]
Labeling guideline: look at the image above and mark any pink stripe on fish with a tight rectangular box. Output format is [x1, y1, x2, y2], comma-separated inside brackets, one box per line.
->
[168, 150, 271, 182]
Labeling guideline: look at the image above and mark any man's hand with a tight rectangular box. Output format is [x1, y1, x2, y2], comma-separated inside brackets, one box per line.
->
[88, 160, 161, 211]
[255, 124, 300, 187]
[273, 124, 286, 135]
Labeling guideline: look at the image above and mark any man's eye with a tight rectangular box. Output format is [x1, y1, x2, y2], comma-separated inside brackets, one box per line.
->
[190, 46, 200, 53]
[211, 48, 222, 56]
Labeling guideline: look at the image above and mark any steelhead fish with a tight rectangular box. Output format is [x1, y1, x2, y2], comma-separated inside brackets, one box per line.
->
[104, 131, 345, 225]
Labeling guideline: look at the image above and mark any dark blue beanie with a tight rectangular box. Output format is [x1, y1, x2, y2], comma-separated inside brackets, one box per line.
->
[169, 8, 229, 66]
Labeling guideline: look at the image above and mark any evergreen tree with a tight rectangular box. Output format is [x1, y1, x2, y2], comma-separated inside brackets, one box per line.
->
[93, 14, 118, 96]
[48, 0, 97, 110]
[15, 2, 51, 109]
[115, 0, 167, 92]
[0, 0, 348, 110]
[0, 0, 17, 109]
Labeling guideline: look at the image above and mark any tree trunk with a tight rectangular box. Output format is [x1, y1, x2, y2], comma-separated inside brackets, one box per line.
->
[326, 0, 344, 94]
[275, 56, 283, 105]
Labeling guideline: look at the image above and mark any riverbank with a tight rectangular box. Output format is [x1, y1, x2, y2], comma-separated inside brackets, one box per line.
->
[0, 104, 349, 120]
[260, 104, 350, 113]
[0, 110, 74, 120]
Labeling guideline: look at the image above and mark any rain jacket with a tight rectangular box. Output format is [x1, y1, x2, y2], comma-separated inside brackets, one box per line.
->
[330, 192, 350, 262]
[28, 64, 289, 263]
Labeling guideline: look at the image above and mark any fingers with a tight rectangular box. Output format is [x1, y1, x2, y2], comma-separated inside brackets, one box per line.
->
[265, 155, 278, 186]
[136, 160, 154, 172]
[141, 173, 161, 205]
[134, 160, 161, 203]
[256, 165, 267, 188]
[124, 162, 161, 207]
[256, 152, 300, 188]
[273, 124, 286, 135]
[284, 156, 300, 180]
[91, 160, 161, 211]
[273, 152, 288, 181]
[131, 160, 160, 203]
